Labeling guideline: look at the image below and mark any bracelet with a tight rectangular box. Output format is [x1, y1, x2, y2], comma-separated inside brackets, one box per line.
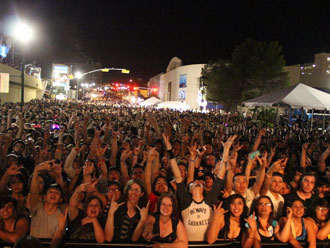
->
[167, 150, 175, 159]
[98, 159, 105, 164]
[190, 159, 197, 162]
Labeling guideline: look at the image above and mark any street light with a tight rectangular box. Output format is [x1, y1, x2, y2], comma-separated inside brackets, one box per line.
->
[12, 21, 34, 107]
[72, 67, 129, 101]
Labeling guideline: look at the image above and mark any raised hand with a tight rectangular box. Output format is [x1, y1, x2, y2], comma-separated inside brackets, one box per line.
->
[213, 201, 228, 219]
[137, 200, 150, 223]
[147, 147, 159, 162]
[162, 133, 172, 151]
[6, 164, 23, 176]
[245, 211, 257, 231]
[256, 151, 268, 168]
[52, 161, 63, 176]
[108, 199, 125, 215]
[188, 142, 198, 159]
[259, 128, 266, 136]
[221, 134, 238, 151]
[36, 160, 54, 172]
[286, 207, 293, 219]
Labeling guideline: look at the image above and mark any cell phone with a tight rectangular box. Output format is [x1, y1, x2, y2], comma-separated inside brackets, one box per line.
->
[245, 215, 257, 228]
[51, 124, 60, 130]
[249, 150, 260, 160]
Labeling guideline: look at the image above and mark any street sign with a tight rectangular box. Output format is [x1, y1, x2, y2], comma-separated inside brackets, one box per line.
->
[121, 69, 130, 74]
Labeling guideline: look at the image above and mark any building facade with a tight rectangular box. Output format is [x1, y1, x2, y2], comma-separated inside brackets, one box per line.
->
[0, 63, 46, 103]
[284, 52, 330, 93]
[148, 57, 206, 110]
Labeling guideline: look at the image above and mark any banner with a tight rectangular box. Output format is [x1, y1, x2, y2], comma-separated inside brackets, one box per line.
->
[0, 73, 9, 93]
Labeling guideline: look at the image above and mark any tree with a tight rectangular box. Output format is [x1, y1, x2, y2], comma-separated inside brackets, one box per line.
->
[202, 39, 289, 111]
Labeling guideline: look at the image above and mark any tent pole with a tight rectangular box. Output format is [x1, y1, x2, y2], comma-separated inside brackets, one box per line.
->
[310, 108, 314, 131]
[276, 104, 279, 126]
[322, 108, 326, 130]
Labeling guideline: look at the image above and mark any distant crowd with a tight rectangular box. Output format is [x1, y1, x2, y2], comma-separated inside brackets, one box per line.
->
[0, 99, 329, 248]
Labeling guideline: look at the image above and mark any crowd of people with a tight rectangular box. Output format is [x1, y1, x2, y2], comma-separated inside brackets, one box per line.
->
[0, 99, 329, 248]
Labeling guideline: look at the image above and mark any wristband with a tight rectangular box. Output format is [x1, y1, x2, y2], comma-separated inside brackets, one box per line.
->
[167, 150, 175, 159]
[190, 159, 197, 163]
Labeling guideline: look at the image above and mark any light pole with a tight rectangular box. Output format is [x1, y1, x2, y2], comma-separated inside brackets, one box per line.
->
[12, 21, 34, 107]
[73, 68, 129, 101]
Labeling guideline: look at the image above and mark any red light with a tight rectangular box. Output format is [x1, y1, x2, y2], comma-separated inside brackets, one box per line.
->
[152, 88, 158, 92]
[133, 87, 139, 91]
[115, 83, 119, 87]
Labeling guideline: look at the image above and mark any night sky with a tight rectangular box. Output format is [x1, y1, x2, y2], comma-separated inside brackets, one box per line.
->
[1, 0, 330, 84]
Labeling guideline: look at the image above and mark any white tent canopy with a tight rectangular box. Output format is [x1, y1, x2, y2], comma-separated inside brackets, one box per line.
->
[243, 83, 330, 110]
[140, 97, 161, 107]
[157, 101, 191, 111]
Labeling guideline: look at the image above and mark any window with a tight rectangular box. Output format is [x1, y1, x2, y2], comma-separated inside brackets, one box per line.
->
[179, 74, 187, 88]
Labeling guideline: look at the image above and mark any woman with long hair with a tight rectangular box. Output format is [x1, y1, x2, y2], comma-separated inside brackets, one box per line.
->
[142, 193, 188, 248]
[307, 198, 330, 240]
[105, 179, 149, 242]
[279, 198, 316, 248]
[243, 196, 291, 247]
[207, 194, 248, 244]
[0, 196, 29, 243]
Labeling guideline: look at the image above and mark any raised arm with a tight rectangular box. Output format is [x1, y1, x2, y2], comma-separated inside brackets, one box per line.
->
[29, 160, 53, 210]
[109, 129, 118, 167]
[105, 199, 125, 242]
[207, 202, 227, 244]
[162, 133, 182, 183]
[260, 159, 282, 196]
[132, 201, 150, 242]
[318, 144, 329, 173]
[187, 142, 198, 185]
[217, 135, 237, 180]
[252, 128, 266, 152]
[300, 143, 309, 169]
[252, 153, 267, 195]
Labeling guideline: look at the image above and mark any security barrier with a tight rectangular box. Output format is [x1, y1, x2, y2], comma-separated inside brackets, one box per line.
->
[0, 240, 329, 248]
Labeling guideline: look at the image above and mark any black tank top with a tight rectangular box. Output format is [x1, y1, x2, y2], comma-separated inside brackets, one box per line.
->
[218, 224, 243, 241]
[152, 213, 179, 243]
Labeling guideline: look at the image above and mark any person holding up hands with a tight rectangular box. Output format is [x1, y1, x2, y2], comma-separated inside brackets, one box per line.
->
[243, 196, 292, 247]
[164, 133, 236, 241]
[29, 160, 65, 239]
[260, 158, 287, 219]
[105, 179, 149, 242]
[207, 194, 248, 244]
[66, 181, 105, 243]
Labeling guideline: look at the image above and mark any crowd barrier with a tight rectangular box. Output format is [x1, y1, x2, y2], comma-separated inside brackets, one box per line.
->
[0, 240, 329, 248]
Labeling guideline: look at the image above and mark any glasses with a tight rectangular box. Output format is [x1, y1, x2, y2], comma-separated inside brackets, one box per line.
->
[316, 207, 329, 211]
[108, 189, 120, 193]
[129, 188, 141, 193]
[292, 205, 304, 209]
[258, 202, 272, 207]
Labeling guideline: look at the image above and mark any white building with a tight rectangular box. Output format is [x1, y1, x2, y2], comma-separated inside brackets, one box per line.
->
[148, 57, 206, 110]
[284, 52, 330, 93]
